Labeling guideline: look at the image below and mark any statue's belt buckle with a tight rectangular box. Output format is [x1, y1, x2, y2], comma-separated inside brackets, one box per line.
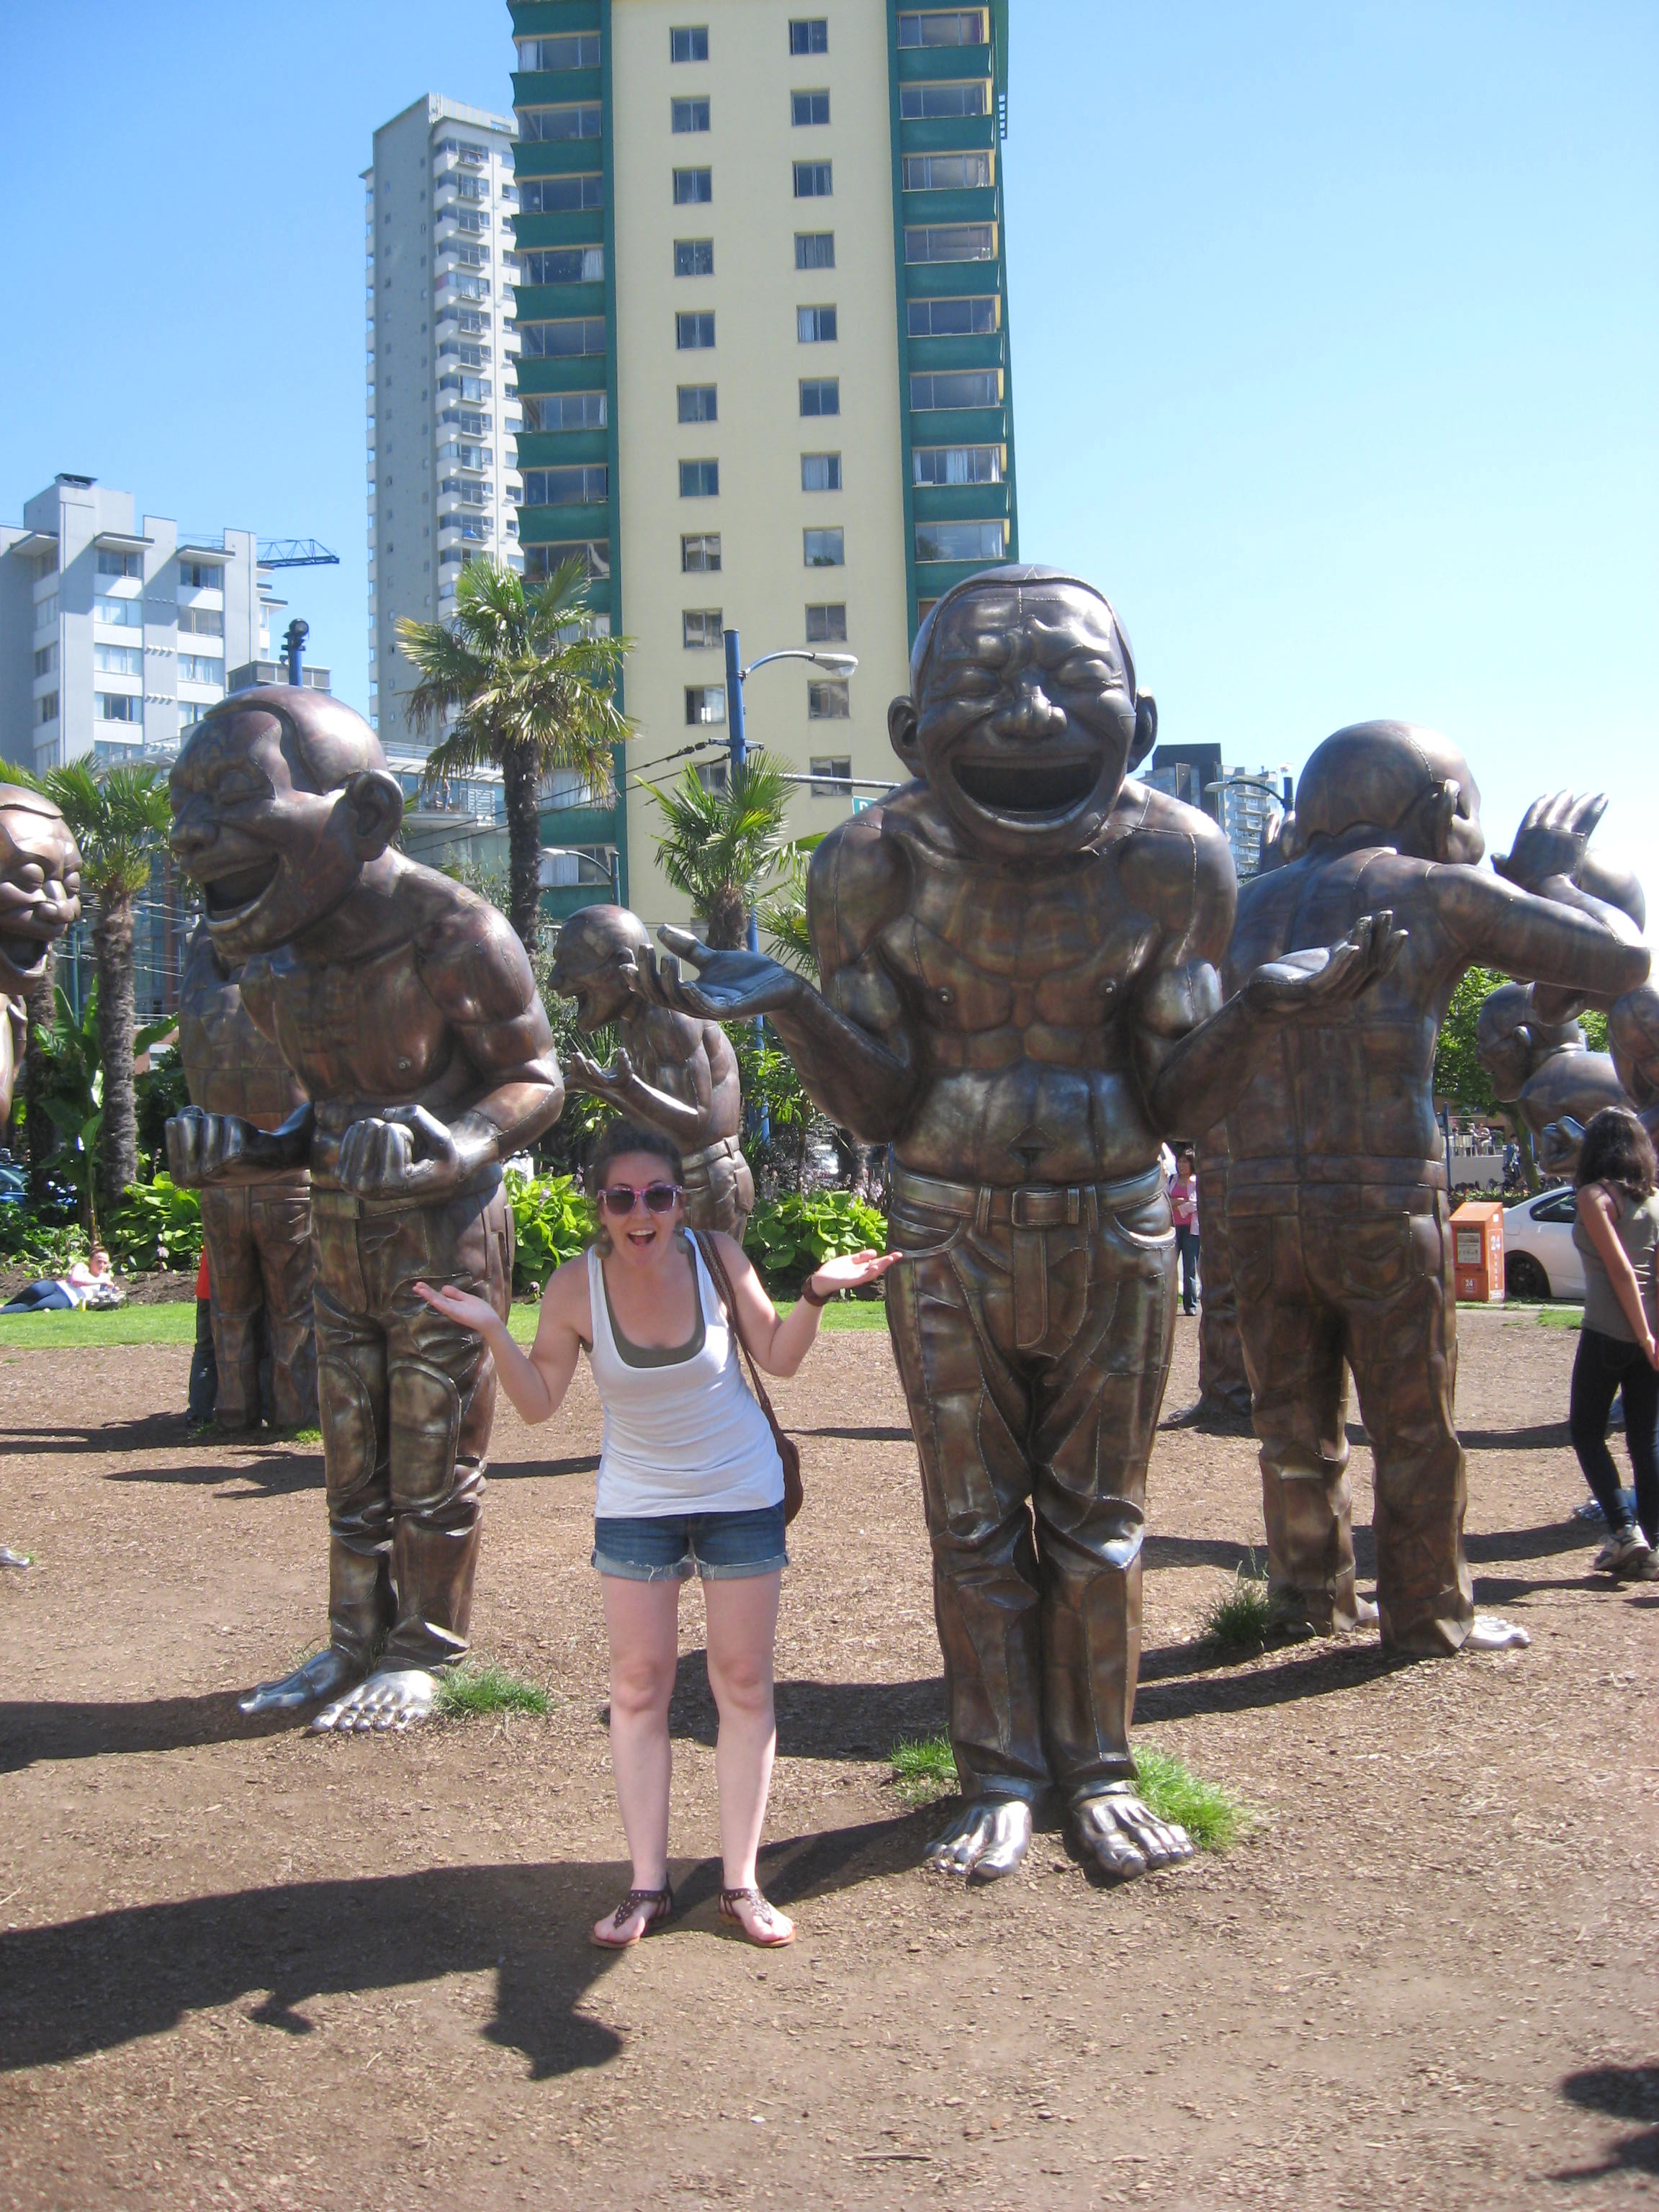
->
[1007, 1186, 1082, 1230]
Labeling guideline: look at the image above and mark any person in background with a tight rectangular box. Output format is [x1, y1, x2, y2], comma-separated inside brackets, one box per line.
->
[187, 1244, 217, 1428]
[1168, 1149, 1200, 1317]
[415, 1119, 900, 1951]
[1570, 1105, 1659, 1580]
[1, 1246, 118, 1313]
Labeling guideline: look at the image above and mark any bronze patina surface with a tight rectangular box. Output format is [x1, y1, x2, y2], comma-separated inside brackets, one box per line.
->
[165, 689, 562, 1730]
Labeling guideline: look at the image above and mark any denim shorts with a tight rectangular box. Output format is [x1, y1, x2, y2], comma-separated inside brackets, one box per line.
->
[592, 1502, 788, 1582]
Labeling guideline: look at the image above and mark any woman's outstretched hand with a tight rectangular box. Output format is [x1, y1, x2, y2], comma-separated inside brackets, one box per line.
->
[413, 1280, 502, 1337]
[805, 1249, 906, 1300]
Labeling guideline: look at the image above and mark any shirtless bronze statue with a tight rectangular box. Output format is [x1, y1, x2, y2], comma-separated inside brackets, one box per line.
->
[1477, 982, 1627, 1177]
[631, 566, 1398, 1885]
[165, 689, 562, 1730]
[547, 903, 753, 1239]
[1223, 751, 1650, 1653]
[177, 920, 317, 1431]
[0, 786, 81, 1570]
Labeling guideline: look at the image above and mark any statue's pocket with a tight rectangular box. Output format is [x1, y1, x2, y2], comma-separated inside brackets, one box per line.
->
[886, 1203, 966, 1263]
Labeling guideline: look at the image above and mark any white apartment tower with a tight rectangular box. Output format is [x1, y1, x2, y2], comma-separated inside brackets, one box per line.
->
[365, 96, 524, 752]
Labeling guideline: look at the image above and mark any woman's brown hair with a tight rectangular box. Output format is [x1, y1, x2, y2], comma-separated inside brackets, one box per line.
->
[583, 1120, 687, 1255]
[1575, 1105, 1657, 1202]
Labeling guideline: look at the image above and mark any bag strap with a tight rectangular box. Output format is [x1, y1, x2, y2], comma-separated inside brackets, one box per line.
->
[693, 1231, 786, 1431]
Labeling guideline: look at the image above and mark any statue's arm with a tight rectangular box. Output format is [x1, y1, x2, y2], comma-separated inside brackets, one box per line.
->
[1433, 869, 1650, 1009]
[571, 1012, 714, 1143]
[421, 910, 566, 1168]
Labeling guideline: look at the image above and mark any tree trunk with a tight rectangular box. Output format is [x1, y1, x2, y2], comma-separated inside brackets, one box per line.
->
[503, 745, 544, 957]
[706, 884, 747, 951]
[94, 891, 138, 1214]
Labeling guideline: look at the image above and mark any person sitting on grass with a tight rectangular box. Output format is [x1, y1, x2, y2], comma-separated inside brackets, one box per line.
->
[1570, 1105, 1659, 1581]
[415, 1119, 900, 1951]
[2, 1246, 120, 1313]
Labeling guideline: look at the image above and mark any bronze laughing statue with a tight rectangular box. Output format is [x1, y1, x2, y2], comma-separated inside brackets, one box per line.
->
[547, 903, 754, 1240]
[1223, 750, 1650, 1653]
[0, 786, 81, 1570]
[1477, 982, 1628, 1177]
[165, 690, 563, 1731]
[631, 566, 1399, 1886]
[177, 920, 318, 1431]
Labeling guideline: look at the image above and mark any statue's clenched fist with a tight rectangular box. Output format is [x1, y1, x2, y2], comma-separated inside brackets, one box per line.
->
[166, 1105, 257, 1187]
[336, 1102, 469, 1200]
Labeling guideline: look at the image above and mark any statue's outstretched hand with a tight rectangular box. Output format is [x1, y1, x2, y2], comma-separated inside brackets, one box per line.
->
[567, 1046, 639, 1105]
[1537, 1117, 1585, 1177]
[1494, 791, 1607, 896]
[1243, 910, 1407, 1020]
[338, 1104, 469, 1200]
[628, 926, 803, 1022]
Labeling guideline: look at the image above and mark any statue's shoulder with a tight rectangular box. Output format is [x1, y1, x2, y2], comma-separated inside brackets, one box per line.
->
[809, 788, 919, 899]
[1110, 781, 1236, 943]
[405, 865, 537, 1016]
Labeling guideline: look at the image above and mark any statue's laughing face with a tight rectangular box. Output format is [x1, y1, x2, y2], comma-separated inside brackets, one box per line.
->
[889, 578, 1152, 864]
[0, 791, 81, 995]
[548, 908, 647, 1032]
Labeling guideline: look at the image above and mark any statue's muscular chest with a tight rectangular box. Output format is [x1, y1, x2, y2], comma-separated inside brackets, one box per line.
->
[246, 942, 451, 1103]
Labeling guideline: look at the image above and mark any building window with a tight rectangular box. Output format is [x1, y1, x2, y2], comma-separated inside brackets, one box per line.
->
[791, 89, 830, 125]
[793, 161, 833, 198]
[809, 755, 852, 794]
[902, 151, 993, 190]
[439, 438, 495, 469]
[683, 609, 724, 648]
[796, 305, 837, 342]
[96, 549, 141, 578]
[96, 692, 142, 723]
[521, 246, 604, 284]
[696, 761, 729, 795]
[93, 644, 143, 675]
[794, 231, 835, 270]
[801, 452, 841, 491]
[94, 593, 143, 629]
[907, 295, 999, 337]
[899, 81, 987, 119]
[33, 593, 58, 632]
[898, 9, 986, 45]
[674, 238, 715, 276]
[685, 685, 727, 725]
[673, 96, 711, 132]
[905, 223, 996, 264]
[677, 310, 716, 349]
[519, 175, 602, 216]
[805, 603, 847, 643]
[799, 377, 840, 416]
[518, 318, 606, 357]
[680, 459, 720, 497]
[519, 104, 602, 141]
[32, 643, 57, 677]
[516, 32, 601, 68]
[180, 655, 223, 685]
[909, 369, 1002, 409]
[452, 242, 490, 269]
[916, 519, 1007, 562]
[682, 533, 722, 573]
[678, 384, 719, 423]
[671, 25, 710, 61]
[673, 167, 714, 205]
[914, 444, 1003, 485]
[789, 18, 828, 52]
[521, 465, 609, 505]
[35, 692, 58, 726]
[526, 540, 611, 581]
[520, 390, 606, 431]
[807, 682, 850, 721]
[179, 606, 225, 637]
[804, 528, 845, 567]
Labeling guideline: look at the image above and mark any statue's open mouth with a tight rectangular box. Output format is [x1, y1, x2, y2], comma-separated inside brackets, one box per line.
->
[0, 923, 52, 979]
[953, 756, 1101, 818]
[201, 857, 279, 920]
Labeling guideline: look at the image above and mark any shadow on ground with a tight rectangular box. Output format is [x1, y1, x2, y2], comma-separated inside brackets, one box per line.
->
[1552, 2063, 1659, 2180]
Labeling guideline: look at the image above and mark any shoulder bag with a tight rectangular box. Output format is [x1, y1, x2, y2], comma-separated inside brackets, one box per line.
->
[692, 1231, 804, 1524]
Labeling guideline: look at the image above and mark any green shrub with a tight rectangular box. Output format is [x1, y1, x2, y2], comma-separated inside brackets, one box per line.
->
[1200, 1553, 1274, 1658]
[104, 1175, 203, 1274]
[0, 1214, 83, 1274]
[744, 1190, 887, 1283]
[505, 1169, 595, 1295]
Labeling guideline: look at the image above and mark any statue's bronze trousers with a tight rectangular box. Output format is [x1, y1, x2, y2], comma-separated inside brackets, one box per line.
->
[1196, 1149, 1253, 1419]
[885, 1165, 1175, 1807]
[310, 1179, 512, 1672]
[199, 1177, 317, 1431]
[1227, 1180, 1475, 1653]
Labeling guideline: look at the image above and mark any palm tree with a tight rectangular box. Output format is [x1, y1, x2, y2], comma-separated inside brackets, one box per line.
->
[652, 751, 793, 950]
[396, 558, 629, 955]
[44, 761, 171, 1213]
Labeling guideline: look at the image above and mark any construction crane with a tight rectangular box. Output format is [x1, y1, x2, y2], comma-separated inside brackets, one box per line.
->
[256, 539, 340, 570]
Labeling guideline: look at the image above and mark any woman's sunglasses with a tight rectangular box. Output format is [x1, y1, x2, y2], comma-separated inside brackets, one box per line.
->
[598, 1181, 684, 1218]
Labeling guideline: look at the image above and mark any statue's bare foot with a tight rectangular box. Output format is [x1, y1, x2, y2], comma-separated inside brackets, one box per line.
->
[310, 1666, 439, 1735]
[238, 1646, 362, 1716]
[1069, 1786, 1195, 1884]
[1464, 1614, 1531, 1653]
[0, 1544, 30, 1570]
[923, 1796, 1033, 1884]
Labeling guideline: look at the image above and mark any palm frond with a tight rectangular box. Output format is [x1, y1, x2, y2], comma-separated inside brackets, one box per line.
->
[44, 761, 169, 900]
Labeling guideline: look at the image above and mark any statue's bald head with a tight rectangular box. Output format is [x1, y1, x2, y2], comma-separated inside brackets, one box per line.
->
[1290, 721, 1484, 865]
[184, 686, 389, 796]
[548, 903, 649, 1029]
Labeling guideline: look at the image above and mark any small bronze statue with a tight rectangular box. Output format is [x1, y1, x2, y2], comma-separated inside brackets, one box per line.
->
[1223, 750, 1650, 1653]
[177, 920, 318, 1431]
[547, 903, 754, 1239]
[1476, 982, 1627, 1176]
[0, 786, 81, 1570]
[165, 690, 562, 1731]
[631, 567, 1398, 1886]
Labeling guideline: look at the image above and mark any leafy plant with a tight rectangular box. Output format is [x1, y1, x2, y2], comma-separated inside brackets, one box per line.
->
[889, 1732, 958, 1807]
[104, 1174, 203, 1275]
[505, 1169, 596, 1294]
[650, 751, 793, 950]
[29, 985, 174, 1240]
[0, 1215, 83, 1274]
[744, 1190, 887, 1283]
[1433, 965, 1506, 1117]
[1200, 1552, 1274, 1658]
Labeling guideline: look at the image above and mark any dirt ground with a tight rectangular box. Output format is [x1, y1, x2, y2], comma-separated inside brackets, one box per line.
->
[0, 1305, 1654, 2212]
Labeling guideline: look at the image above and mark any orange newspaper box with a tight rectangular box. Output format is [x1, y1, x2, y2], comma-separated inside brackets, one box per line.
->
[1452, 1200, 1505, 1303]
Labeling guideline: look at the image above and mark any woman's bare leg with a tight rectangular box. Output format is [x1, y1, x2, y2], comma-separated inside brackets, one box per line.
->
[703, 1569, 790, 1939]
[595, 1574, 682, 1941]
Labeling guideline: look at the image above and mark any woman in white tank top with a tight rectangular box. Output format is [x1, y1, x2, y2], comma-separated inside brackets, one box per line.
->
[417, 1120, 899, 1951]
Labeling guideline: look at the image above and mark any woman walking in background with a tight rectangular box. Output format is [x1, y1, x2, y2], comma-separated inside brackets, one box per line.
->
[416, 1120, 899, 1948]
[1570, 1106, 1659, 1581]
[1168, 1149, 1200, 1317]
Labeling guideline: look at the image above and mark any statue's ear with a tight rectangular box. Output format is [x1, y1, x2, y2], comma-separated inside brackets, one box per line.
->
[1277, 811, 1304, 861]
[343, 769, 404, 859]
[1129, 691, 1158, 771]
[889, 694, 922, 775]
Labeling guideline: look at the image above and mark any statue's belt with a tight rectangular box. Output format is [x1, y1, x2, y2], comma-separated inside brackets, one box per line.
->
[682, 1135, 744, 1173]
[889, 1161, 1166, 1231]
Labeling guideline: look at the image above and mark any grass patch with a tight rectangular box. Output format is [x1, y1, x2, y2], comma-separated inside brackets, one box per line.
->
[1131, 1749, 1246, 1851]
[1200, 1553, 1273, 1658]
[434, 1661, 549, 1719]
[0, 1301, 198, 1349]
[273, 1426, 323, 1446]
[889, 1731, 958, 1806]
[1533, 1306, 1583, 1330]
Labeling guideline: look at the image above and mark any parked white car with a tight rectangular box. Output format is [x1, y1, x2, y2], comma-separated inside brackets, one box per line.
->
[1502, 1187, 1583, 1303]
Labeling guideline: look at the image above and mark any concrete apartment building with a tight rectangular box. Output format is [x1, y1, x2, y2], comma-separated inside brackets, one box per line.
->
[507, 0, 1017, 926]
[365, 96, 524, 756]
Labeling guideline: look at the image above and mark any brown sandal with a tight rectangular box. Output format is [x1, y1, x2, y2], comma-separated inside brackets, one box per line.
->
[590, 1881, 674, 1949]
[719, 1885, 796, 1948]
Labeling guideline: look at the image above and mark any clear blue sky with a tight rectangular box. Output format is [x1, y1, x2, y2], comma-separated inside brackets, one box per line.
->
[4, 2, 1653, 872]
